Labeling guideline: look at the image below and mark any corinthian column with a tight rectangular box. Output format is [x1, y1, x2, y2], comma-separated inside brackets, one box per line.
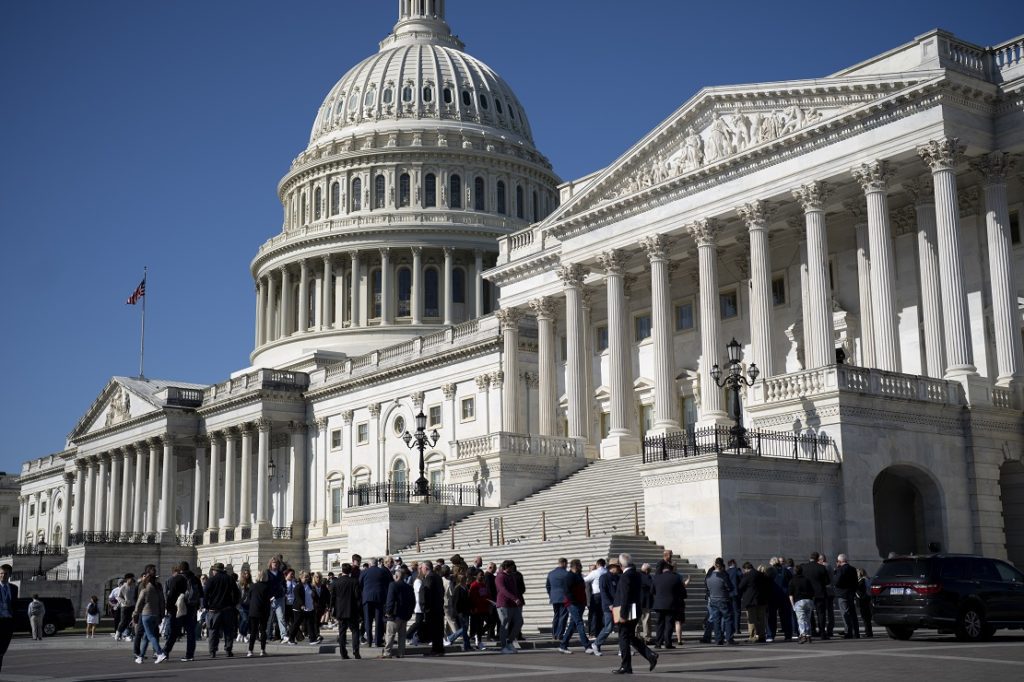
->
[905, 177, 945, 378]
[853, 161, 901, 372]
[530, 297, 558, 436]
[688, 220, 728, 423]
[411, 247, 423, 325]
[289, 423, 307, 530]
[119, 448, 133, 534]
[61, 473, 73, 546]
[132, 444, 146, 533]
[792, 181, 834, 368]
[845, 199, 875, 368]
[223, 429, 238, 530]
[158, 438, 175, 535]
[108, 450, 123, 534]
[298, 259, 309, 332]
[94, 454, 108, 533]
[207, 434, 221, 536]
[443, 247, 454, 325]
[265, 272, 277, 343]
[145, 440, 159, 534]
[559, 264, 590, 443]
[641, 234, 680, 432]
[496, 308, 524, 432]
[918, 139, 976, 377]
[973, 152, 1023, 392]
[598, 250, 640, 456]
[740, 202, 775, 378]
[380, 247, 393, 324]
[280, 265, 293, 337]
[72, 461, 86, 533]
[322, 256, 334, 329]
[238, 425, 252, 531]
[192, 436, 208, 535]
[350, 251, 361, 327]
[256, 419, 271, 530]
[255, 278, 266, 347]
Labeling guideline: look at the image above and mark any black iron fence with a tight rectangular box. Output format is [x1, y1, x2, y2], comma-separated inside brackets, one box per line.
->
[175, 533, 203, 547]
[0, 543, 66, 556]
[347, 482, 482, 508]
[272, 527, 292, 540]
[68, 532, 159, 546]
[642, 425, 838, 464]
[11, 566, 81, 582]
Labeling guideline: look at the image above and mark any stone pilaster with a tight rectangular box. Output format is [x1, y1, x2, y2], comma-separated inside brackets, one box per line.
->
[529, 296, 558, 436]
[496, 307, 524, 432]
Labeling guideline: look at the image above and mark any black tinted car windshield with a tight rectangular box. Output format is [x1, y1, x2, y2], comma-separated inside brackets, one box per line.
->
[876, 559, 931, 579]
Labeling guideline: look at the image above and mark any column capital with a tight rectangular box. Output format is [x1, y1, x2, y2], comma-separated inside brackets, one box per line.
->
[254, 417, 272, 432]
[528, 296, 556, 320]
[495, 307, 524, 331]
[475, 374, 491, 390]
[287, 419, 308, 435]
[223, 428, 240, 442]
[686, 218, 721, 247]
[557, 262, 588, 288]
[852, 160, 894, 193]
[640, 234, 670, 261]
[970, 151, 1017, 186]
[74, 458, 88, 471]
[350, 250, 360, 263]
[597, 249, 627, 274]
[903, 176, 935, 206]
[442, 246, 454, 257]
[442, 383, 457, 400]
[792, 181, 832, 212]
[238, 421, 255, 436]
[193, 434, 210, 448]
[843, 198, 868, 220]
[341, 410, 354, 424]
[145, 436, 162, 449]
[314, 416, 329, 431]
[739, 200, 774, 229]
[490, 370, 505, 387]
[368, 402, 381, 418]
[109, 449, 124, 463]
[918, 137, 965, 173]
[410, 390, 425, 409]
[63, 471, 76, 485]
[379, 246, 391, 258]
[298, 258, 309, 272]
[411, 245, 423, 257]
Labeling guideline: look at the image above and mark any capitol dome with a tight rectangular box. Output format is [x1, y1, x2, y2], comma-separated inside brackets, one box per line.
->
[249, 0, 559, 370]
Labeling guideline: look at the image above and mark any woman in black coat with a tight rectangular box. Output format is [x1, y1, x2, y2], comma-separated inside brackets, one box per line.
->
[247, 571, 273, 656]
[651, 561, 684, 648]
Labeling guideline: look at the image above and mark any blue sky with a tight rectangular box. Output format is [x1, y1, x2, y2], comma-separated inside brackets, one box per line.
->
[1, 0, 1020, 473]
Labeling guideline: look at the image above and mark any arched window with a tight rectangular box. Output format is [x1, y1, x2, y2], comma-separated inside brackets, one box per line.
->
[371, 268, 382, 319]
[331, 181, 340, 215]
[516, 185, 525, 219]
[300, 193, 307, 224]
[461, 90, 471, 107]
[392, 459, 408, 488]
[397, 266, 412, 317]
[495, 98, 504, 115]
[425, 267, 440, 317]
[314, 186, 322, 220]
[496, 180, 506, 215]
[402, 85, 413, 102]
[479, 93, 489, 110]
[474, 177, 485, 211]
[399, 173, 410, 207]
[453, 267, 466, 304]
[52, 525, 62, 548]
[351, 177, 362, 211]
[450, 174, 462, 209]
[382, 87, 393, 104]
[443, 87, 452, 104]
[424, 173, 437, 208]
[375, 174, 386, 209]
[422, 86, 433, 102]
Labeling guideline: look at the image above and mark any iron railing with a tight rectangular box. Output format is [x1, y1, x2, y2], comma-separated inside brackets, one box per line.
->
[0, 543, 66, 556]
[11, 566, 81, 582]
[347, 482, 482, 508]
[68, 532, 159, 546]
[175, 533, 203, 547]
[272, 527, 292, 540]
[642, 425, 838, 464]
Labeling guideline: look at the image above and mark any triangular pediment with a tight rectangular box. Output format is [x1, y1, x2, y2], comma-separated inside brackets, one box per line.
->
[68, 376, 205, 441]
[543, 72, 941, 228]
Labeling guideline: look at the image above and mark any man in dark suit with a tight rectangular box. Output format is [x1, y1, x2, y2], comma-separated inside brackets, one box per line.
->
[419, 561, 446, 656]
[833, 554, 859, 638]
[333, 563, 362, 659]
[611, 554, 658, 675]
[0, 564, 18, 673]
[545, 558, 570, 641]
[800, 552, 831, 640]
[359, 558, 392, 647]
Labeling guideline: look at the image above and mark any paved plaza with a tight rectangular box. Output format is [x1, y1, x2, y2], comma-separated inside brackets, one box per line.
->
[2, 631, 1024, 681]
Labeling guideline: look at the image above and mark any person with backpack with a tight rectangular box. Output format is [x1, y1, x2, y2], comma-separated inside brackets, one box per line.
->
[86, 595, 101, 638]
[164, 561, 203, 661]
[444, 570, 472, 651]
[27, 595, 45, 641]
[205, 563, 241, 658]
[246, 570, 273, 657]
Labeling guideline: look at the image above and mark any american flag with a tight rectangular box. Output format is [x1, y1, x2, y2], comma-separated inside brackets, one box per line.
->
[125, 277, 146, 305]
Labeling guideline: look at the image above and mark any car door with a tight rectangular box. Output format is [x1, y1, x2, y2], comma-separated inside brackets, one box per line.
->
[969, 558, 1005, 622]
[992, 561, 1024, 626]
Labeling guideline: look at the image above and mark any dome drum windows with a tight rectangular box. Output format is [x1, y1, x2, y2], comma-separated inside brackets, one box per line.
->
[352, 177, 362, 211]
[479, 93, 489, 110]
[399, 173, 411, 207]
[382, 86, 394, 105]
[474, 176, 485, 211]
[422, 85, 433, 103]
[397, 266, 412, 317]
[424, 173, 437, 208]
[461, 90, 472, 107]
[374, 174, 386, 209]
[449, 174, 462, 209]
[495, 99, 503, 115]
[516, 185, 524, 219]
[331, 181, 340, 216]
[442, 87, 453, 104]
[496, 180, 506, 215]
[363, 86, 377, 107]
[314, 186, 323, 221]
[402, 84, 414, 103]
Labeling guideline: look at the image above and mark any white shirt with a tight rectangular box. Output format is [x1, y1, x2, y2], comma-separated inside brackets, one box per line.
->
[584, 566, 607, 595]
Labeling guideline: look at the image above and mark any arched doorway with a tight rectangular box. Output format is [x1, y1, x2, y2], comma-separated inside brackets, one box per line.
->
[1000, 459, 1024, 567]
[872, 465, 945, 558]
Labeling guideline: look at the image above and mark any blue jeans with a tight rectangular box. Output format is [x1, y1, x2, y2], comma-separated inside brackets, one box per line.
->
[551, 603, 568, 640]
[559, 604, 591, 650]
[272, 599, 286, 639]
[593, 607, 615, 649]
[794, 599, 813, 637]
[238, 606, 250, 638]
[446, 613, 470, 648]
[709, 598, 734, 643]
[140, 615, 164, 657]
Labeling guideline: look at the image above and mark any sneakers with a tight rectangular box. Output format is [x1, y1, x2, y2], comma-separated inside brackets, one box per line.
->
[260, 650, 267, 657]
[500, 645, 517, 654]
[585, 647, 596, 655]
[180, 657, 194, 662]
[592, 646, 603, 656]
[558, 647, 572, 654]
[281, 637, 290, 644]
[247, 652, 253, 657]
[154, 653, 167, 664]
[134, 656, 143, 664]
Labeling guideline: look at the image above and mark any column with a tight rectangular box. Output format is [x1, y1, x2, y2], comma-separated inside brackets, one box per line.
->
[256, 419, 271, 530]
[158, 438, 174, 535]
[132, 444, 146, 534]
[559, 264, 589, 442]
[207, 434, 222, 535]
[918, 138, 976, 377]
[350, 251, 361, 327]
[581, 287, 596, 442]
[847, 199, 876, 369]
[687, 220, 728, 423]
[238, 425, 253, 531]
[119, 448, 133, 534]
[298, 259, 309, 332]
[853, 161, 901, 371]
[83, 458, 97, 532]
[792, 181, 834, 368]
[223, 429, 238, 530]
[474, 250, 485, 319]
[314, 262, 324, 329]
[108, 450, 122, 534]
[737, 203, 775, 378]
[322, 255, 334, 329]
[496, 308, 524, 432]
[905, 177, 945, 378]
[281, 265, 293, 336]
[145, 439, 159, 534]
[411, 247, 423, 325]
[265, 272, 277, 343]
[598, 249, 641, 455]
[443, 247, 454, 325]
[192, 436, 208, 535]
[530, 297, 558, 436]
[380, 247, 393, 324]
[255, 278, 266, 347]
[61, 474, 73, 547]
[32, 492, 41, 542]
[72, 461, 85, 534]
[642, 234, 682, 432]
[93, 454, 108, 533]
[973, 151, 1023, 391]
[289, 424, 307, 530]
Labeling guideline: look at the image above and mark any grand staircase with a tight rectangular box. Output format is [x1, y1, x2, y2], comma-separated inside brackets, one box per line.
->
[396, 456, 708, 634]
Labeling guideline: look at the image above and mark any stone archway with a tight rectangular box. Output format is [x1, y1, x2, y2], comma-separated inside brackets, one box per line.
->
[1000, 459, 1024, 567]
[872, 465, 945, 558]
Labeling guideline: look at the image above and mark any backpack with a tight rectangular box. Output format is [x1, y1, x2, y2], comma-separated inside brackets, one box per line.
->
[184, 574, 201, 609]
[87, 602, 99, 616]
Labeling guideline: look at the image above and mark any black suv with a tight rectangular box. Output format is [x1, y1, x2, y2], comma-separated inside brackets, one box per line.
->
[871, 554, 1024, 641]
[12, 597, 77, 636]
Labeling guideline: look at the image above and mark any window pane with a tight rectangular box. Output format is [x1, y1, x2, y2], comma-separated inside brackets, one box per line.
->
[375, 174, 386, 209]
[402, 86, 412, 102]
[461, 398, 474, 420]
[425, 268, 439, 316]
[450, 174, 462, 209]
[397, 267, 412, 316]
[720, 291, 738, 319]
[330, 182, 340, 215]
[676, 303, 694, 331]
[399, 173, 410, 207]
[331, 429, 341, 449]
[452, 268, 465, 303]
[462, 90, 471, 107]
[424, 173, 437, 207]
[352, 178, 362, 210]
[771, 277, 786, 305]
[479, 93, 489, 110]
[422, 86, 432, 102]
[634, 315, 652, 342]
[515, 185, 524, 218]
[496, 181, 506, 215]
[331, 487, 342, 523]
[474, 177, 485, 211]
[372, 269, 382, 318]
[443, 87, 452, 104]
[429, 405, 442, 426]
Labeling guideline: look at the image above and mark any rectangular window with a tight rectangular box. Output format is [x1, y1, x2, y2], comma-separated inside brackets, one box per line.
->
[331, 487, 342, 524]
[356, 423, 369, 444]
[428, 404, 442, 428]
[682, 396, 698, 437]
[29, 504, 35, 516]
[461, 397, 475, 421]
[675, 302, 694, 331]
[1011, 210, 1020, 245]
[634, 314, 652, 342]
[771, 276, 786, 306]
[640, 404, 654, 437]
[600, 412, 611, 439]
[430, 469, 443, 489]
[596, 325, 609, 352]
[560, 335, 568, 362]
[331, 429, 342, 449]
[11, 516, 19, 528]
[720, 289, 739, 319]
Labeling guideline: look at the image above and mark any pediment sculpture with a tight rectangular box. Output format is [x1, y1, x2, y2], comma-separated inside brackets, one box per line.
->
[104, 386, 132, 427]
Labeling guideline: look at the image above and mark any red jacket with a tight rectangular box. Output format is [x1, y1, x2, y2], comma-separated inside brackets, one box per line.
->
[469, 579, 492, 615]
[495, 570, 523, 608]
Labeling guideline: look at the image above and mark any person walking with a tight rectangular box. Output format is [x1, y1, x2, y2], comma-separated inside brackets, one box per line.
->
[286, 571, 318, 645]
[855, 568, 873, 638]
[359, 558, 391, 648]
[591, 561, 621, 656]
[705, 559, 736, 645]
[116, 574, 138, 640]
[833, 554, 860, 639]
[468, 568, 492, 649]
[28, 594, 45, 641]
[237, 567, 252, 645]
[495, 560, 524, 654]
[546, 558, 570, 642]
[246, 570, 273, 657]
[382, 567, 415, 658]
[0, 564, 17, 672]
[420, 561, 446, 656]
[637, 563, 655, 644]
[738, 563, 768, 643]
[800, 552, 831, 640]
[204, 562, 241, 658]
[405, 563, 425, 646]
[584, 558, 607, 636]
[108, 580, 122, 640]
[85, 595, 101, 638]
[133, 572, 168, 664]
[265, 557, 286, 641]
[280, 569, 298, 643]
[444, 570, 472, 650]
[788, 565, 816, 643]
[610, 553, 658, 675]
[651, 561, 683, 648]
[164, 561, 203, 662]
[332, 562, 362, 659]
[558, 559, 594, 654]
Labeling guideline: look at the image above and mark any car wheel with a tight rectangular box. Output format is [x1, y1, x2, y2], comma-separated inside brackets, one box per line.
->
[42, 623, 56, 637]
[885, 626, 914, 640]
[955, 606, 986, 642]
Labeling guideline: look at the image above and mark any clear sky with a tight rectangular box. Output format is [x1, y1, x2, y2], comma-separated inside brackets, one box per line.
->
[1, 0, 1020, 474]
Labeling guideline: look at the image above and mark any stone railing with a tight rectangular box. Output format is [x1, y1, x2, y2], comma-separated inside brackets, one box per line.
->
[164, 386, 204, 407]
[497, 225, 558, 263]
[749, 365, 963, 406]
[452, 432, 584, 459]
[992, 387, 1019, 410]
[936, 32, 1024, 83]
[992, 35, 1024, 81]
[204, 368, 310, 402]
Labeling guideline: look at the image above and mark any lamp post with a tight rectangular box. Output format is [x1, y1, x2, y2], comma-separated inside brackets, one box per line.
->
[267, 455, 277, 480]
[710, 337, 760, 449]
[402, 410, 440, 497]
[35, 539, 47, 577]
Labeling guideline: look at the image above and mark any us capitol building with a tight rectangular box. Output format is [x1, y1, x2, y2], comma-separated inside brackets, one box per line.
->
[9, 2, 1024, 620]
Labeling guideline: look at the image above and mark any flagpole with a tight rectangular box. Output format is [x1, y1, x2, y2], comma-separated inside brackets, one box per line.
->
[139, 266, 147, 379]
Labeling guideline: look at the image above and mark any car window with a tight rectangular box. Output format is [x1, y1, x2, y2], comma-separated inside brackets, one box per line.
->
[994, 561, 1024, 584]
[939, 558, 968, 580]
[876, 559, 931, 579]
[969, 558, 1001, 581]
